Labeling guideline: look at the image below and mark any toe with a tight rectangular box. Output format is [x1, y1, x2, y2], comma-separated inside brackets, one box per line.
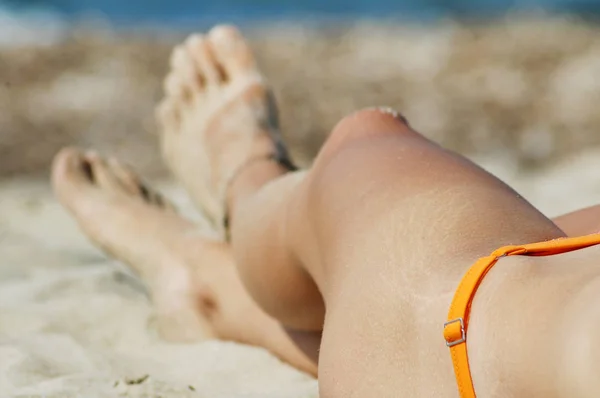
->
[163, 71, 186, 99]
[169, 46, 199, 103]
[156, 99, 180, 132]
[106, 157, 175, 210]
[185, 34, 227, 85]
[107, 157, 142, 195]
[84, 151, 122, 191]
[208, 25, 257, 78]
[51, 147, 95, 200]
[138, 181, 176, 210]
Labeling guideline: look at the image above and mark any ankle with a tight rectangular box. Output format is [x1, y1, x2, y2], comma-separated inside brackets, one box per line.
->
[225, 157, 290, 233]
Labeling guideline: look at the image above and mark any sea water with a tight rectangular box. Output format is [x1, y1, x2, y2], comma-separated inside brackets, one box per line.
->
[0, 0, 599, 24]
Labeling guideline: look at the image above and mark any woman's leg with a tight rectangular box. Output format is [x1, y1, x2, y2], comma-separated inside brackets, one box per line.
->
[159, 25, 580, 396]
[51, 148, 316, 375]
[229, 109, 571, 397]
[154, 26, 327, 359]
[553, 205, 600, 236]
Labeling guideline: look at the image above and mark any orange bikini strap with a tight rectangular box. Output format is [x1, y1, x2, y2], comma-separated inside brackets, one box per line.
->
[444, 233, 600, 398]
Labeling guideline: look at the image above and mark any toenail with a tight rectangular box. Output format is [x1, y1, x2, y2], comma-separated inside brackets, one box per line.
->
[210, 25, 238, 39]
[85, 150, 100, 160]
[186, 34, 205, 47]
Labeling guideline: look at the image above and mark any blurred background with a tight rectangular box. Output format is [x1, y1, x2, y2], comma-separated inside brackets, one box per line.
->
[1, 0, 600, 179]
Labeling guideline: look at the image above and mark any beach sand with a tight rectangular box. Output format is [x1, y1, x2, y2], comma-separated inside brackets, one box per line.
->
[0, 178, 318, 397]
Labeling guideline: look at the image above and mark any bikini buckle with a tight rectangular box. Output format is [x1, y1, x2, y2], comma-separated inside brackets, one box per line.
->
[444, 318, 466, 347]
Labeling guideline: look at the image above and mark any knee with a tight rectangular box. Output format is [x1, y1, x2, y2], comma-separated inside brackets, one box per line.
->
[317, 107, 419, 162]
[304, 107, 426, 213]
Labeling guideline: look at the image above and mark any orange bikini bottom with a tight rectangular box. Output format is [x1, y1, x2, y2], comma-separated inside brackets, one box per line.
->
[444, 233, 600, 398]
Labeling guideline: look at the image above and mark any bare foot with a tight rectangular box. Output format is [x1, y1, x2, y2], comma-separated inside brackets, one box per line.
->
[51, 147, 216, 342]
[155, 25, 295, 236]
[51, 147, 318, 373]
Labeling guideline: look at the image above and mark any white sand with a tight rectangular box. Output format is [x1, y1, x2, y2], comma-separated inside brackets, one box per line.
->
[0, 179, 317, 397]
[2, 150, 600, 397]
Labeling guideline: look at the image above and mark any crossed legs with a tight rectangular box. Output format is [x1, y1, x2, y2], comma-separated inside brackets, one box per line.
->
[53, 25, 600, 397]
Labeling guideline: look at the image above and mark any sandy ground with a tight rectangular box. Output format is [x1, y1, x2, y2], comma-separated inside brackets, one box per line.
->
[2, 149, 600, 397]
[0, 178, 318, 397]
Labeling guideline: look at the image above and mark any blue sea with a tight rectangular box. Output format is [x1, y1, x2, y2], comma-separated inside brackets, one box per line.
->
[1, 0, 600, 24]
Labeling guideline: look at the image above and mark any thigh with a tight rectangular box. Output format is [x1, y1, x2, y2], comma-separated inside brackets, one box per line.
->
[553, 205, 600, 236]
[290, 109, 567, 396]
[298, 109, 565, 289]
[231, 108, 567, 390]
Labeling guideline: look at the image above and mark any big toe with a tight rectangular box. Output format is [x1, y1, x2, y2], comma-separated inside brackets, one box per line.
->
[51, 147, 95, 205]
[208, 25, 257, 78]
